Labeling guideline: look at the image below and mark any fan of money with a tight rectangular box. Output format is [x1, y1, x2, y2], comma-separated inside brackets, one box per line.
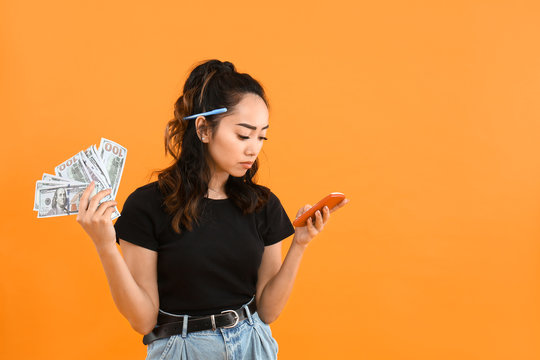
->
[34, 138, 127, 219]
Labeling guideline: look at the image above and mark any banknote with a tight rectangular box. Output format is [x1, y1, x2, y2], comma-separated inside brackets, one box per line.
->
[42, 173, 86, 184]
[36, 182, 120, 219]
[37, 183, 89, 218]
[33, 180, 89, 211]
[84, 145, 112, 186]
[98, 138, 127, 199]
[54, 153, 92, 184]
[78, 149, 121, 219]
[78, 150, 113, 200]
[54, 151, 111, 207]
[35, 138, 126, 220]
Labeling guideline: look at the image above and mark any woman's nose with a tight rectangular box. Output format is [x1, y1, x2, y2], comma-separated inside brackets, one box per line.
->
[245, 143, 257, 156]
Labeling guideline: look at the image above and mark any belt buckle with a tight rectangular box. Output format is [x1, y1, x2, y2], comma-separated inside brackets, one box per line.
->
[220, 309, 239, 328]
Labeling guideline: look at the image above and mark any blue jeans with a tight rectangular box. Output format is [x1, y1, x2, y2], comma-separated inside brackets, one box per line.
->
[145, 297, 279, 360]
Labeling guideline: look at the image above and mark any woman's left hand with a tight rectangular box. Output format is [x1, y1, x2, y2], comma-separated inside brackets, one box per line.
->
[293, 198, 350, 247]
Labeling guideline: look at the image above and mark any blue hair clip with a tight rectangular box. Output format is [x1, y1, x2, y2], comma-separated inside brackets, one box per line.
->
[183, 107, 228, 120]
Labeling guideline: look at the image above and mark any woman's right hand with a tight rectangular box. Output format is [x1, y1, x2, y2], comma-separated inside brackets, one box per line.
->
[76, 181, 118, 251]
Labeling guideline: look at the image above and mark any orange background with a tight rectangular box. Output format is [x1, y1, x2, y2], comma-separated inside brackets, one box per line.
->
[2, 1, 540, 359]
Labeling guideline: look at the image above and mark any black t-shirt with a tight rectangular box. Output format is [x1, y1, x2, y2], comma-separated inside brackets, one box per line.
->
[113, 181, 295, 316]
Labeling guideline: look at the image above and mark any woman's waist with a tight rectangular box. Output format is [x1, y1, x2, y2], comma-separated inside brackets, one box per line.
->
[158, 295, 256, 318]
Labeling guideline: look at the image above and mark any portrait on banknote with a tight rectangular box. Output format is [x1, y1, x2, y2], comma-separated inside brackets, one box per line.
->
[46, 187, 69, 216]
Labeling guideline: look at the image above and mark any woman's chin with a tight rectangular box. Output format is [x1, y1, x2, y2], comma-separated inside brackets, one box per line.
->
[229, 169, 249, 177]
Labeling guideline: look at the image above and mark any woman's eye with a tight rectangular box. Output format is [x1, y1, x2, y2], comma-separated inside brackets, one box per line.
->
[237, 135, 268, 141]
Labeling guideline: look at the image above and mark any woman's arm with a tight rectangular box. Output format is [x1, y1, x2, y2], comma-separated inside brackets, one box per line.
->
[256, 199, 349, 323]
[256, 238, 307, 324]
[95, 242, 159, 334]
[77, 182, 159, 334]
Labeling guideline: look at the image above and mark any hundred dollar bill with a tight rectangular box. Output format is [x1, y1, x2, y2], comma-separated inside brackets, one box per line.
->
[84, 145, 112, 187]
[80, 151, 111, 196]
[55, 153, 92, 184]
[34, 180, 87, 211]
[98, 138, 127, 199]
[37, 183, 88, 218]
[36, 182, 119, 220]
[42, 173, 87, 184]
[55, 151, 113, 204]
[79, 150, 120, 219]
[36, 138, 125, 220]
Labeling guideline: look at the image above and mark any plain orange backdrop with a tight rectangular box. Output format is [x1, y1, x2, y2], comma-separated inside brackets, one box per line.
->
[2, 1, 540, 359]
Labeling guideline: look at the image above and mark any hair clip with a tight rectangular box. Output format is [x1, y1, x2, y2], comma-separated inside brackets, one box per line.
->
[183, 107, 228, 120]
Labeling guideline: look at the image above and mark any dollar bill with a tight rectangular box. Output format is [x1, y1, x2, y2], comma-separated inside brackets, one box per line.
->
[98, 138, 127, 199]
[79, 150, 120, 219]
[79, 151, 112, 197]
[35, 174, 88, 210]
[53, 149, 120, 218]
[34, 180, 89, 211]
[84, 145, 112, 187]
[37, 183, 88, 218]
[37, 182, 120, 219]
[42, 173, 86, 184]
[35, 138, 126, 220]
[37, 182, 121, 219]
[54, 153, 92, 184]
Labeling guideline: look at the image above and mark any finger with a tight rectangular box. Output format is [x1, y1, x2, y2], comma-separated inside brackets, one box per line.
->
[78, 181, 96, 214]
[87, 188, 113, 214]
[322, 206, 331, 224]
[103, 204, 117, 220]
[315, 210, 324, 230]
[95, 200, 118, 218]
[329, 198, 350, 214]
[307, 217, 318, 236]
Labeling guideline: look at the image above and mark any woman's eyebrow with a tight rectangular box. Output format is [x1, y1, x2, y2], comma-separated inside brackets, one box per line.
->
[235, 123, 269, 130]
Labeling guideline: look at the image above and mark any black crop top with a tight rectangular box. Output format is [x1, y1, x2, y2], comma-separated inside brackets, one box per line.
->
[113, 182, 295, 316]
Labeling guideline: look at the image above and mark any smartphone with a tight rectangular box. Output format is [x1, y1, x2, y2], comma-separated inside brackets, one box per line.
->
[292, 192, 346, 227]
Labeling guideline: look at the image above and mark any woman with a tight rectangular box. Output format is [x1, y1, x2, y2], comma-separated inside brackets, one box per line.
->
[76, 59, 348, 359]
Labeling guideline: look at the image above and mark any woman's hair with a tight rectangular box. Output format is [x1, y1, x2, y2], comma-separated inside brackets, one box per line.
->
[153, 59, 271, 234]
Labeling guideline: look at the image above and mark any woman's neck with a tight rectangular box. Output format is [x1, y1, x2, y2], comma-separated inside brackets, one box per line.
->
[208, 169, 229, 194]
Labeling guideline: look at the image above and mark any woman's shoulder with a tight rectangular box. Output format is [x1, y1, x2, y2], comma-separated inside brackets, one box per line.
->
[124, 181, 164, 208]
[255, 187, 285, 214]
[262, 186, 284, 203]
[267, 190, 281, 202]
[133, 181, 161, 194]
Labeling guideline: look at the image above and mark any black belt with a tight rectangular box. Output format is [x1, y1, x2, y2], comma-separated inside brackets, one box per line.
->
[143, 299, 257, 345]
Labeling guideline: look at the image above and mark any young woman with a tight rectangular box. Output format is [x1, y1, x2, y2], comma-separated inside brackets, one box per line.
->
[76, 59, 348, 359]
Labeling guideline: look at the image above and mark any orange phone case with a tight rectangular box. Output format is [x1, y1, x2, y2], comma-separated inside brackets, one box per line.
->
[292, 192, 346, 227]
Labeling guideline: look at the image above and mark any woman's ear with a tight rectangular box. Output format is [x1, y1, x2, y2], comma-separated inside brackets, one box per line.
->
[195, 116, 210, 142]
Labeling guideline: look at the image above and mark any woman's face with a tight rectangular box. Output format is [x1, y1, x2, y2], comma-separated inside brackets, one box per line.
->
[202, 93, 269, 178]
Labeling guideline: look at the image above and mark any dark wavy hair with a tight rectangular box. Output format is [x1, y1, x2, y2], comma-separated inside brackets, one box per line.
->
[153, 59, 271, 234]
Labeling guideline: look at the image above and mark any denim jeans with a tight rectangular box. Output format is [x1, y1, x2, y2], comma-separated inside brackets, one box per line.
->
[145, 297, 279, 360]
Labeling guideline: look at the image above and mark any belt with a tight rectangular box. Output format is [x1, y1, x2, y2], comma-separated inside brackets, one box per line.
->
[142, 299, 257, 345]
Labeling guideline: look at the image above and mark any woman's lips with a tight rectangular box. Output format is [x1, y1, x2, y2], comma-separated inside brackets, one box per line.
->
[240, 162, 252, 169]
